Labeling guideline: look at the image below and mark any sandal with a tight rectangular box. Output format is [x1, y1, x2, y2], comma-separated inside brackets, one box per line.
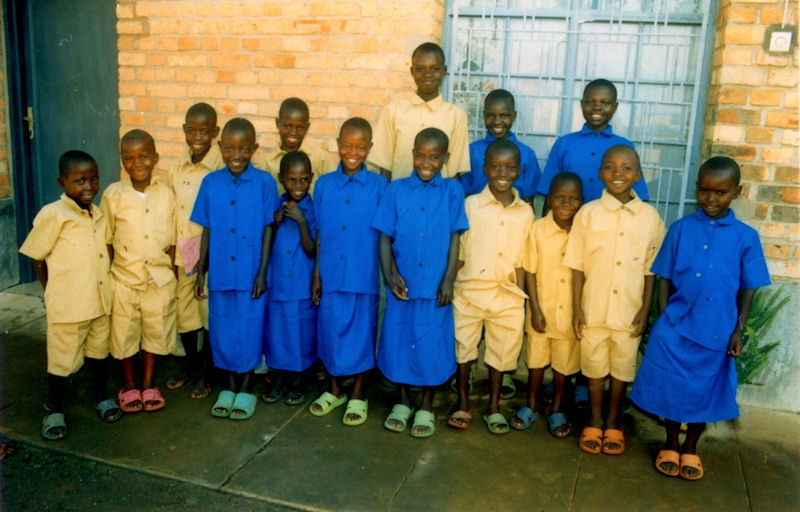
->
[260, 382, 285, 404]
[411, 410, 436, 438]
[679, 453, 704, 481]
[384, 404, 413, 433]
[500, 374, 517, 400]
[230, 392, 257, 420]
[546, 412, 570, 438]
[309, 391, 347, 417]
[447, 410, 472, 430]
[655, 449, 681, 477]
[602, 428, 625, 455]
[118, 388, 143, 414]
[41, 412, 66, 440]
[284, 389, 306, 406]
[510, 406, 540, 431]
[482, 412, 510, 434]
[342, 398, 368, 426]
[95, 398, 122, 423]
[141, 387, 166, 412]
[579, 426, 604, 454]
[211, 390, 236, 418]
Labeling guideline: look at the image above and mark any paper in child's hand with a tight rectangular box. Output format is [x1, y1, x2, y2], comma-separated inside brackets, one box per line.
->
[178, 235, 201, 276]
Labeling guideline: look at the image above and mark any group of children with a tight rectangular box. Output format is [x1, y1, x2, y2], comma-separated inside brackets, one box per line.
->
[21, 42, 770, 482]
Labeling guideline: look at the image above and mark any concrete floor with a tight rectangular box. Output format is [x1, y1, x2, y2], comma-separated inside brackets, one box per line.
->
[1, 284, 799, 511]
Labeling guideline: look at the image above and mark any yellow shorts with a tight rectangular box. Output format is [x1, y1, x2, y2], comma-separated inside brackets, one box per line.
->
[47, 315, 110, 377]
[580, 326, 641, 382]
[454, 289, 525, 372]
[176, 267, 208, 333]
[110, 278, 177, 359]
[525, 331, 580, 376]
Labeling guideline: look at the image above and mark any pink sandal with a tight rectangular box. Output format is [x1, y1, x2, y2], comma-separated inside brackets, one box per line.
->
[142, 387, 166, 412]
[118, 388, 143, 413]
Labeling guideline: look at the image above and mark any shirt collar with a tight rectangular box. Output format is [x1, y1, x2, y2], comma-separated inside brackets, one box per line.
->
[579, 123, 615, 137]
[408, 170, 442, 187]
[120, 178, 161, 193]
[334, 162, 370, 185]
[180, 146, 220, 171]
[224, 162, 256, 181]
[266, 141, 312, 163]
[482, 131, 519, 144]
[599, 188, 642, 212]
[692, 207, 736, 225]
[410, 93, 444, 112]
[60, 193, 100, 217]
[542, 211, 568, 237]
[475, 184, 527, 209]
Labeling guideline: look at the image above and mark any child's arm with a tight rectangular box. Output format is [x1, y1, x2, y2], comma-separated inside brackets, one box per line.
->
[728, 288, 756, 357]
[283, 202, 315, 257]
[193, 227, 210, 300]
[571, 269, 585, 340]
[166, 245, 176, 277]
[515, 267, 526, 293]
[526, 271, 546, 333]
[631, 274, 656, 338]
[311, 230, 322, 305]
[252, 224, 274, 299]
[379, 233, 408, 300]
[657, 277, 673, 315]
[31, 260, 48, 290]
[437, 232, 460, 306]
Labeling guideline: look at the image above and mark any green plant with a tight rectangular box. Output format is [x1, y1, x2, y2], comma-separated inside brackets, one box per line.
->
[736, 285, 790, 385]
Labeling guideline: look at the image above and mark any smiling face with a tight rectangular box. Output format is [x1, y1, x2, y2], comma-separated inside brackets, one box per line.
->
[581, 85, 618, 132]
[484, 147, 520, 198]
[121, 138, 158, 191]
[276, 109, 309, 152]
[59, 161, 100, 208]
[412, 138, 448, 182]
[219, 129, 258, 176]
[548, 180, 583, 228]
[411, 50, 446, 102]
[696, 169, 741, 219]
[483, 97, 516, 140]
[337, 126, 372, 175]
[280, 162, 312, 202]
[598, 146, 641, 203]
[183, 112, 219, 164]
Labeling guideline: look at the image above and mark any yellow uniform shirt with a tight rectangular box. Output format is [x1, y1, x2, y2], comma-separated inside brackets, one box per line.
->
[564, 190, 665, 331]
[101, 180, 176, 289]
[525, 212, 574, 340]
[167, 146, 223, 267]
[456, 187, 533, 307]
[19, 194, 111, 323]
[368, 93, 470, 179]
[258, 140, 336, 195]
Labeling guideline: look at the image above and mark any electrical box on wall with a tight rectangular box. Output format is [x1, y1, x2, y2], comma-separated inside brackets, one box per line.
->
[764, 25, 797, 53]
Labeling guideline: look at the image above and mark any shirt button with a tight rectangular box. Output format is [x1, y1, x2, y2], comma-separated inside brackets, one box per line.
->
[144, 235, 149, 239]
[612, 289, 618, 294]
[230, 256, 236, 261]
[619, 232, 624, 236]
[420, 207, 425, 211]
[418, 263, 423, 267]
[560, 278, 565, 283]
[287, 250, 291, 254]
[341, 226, 346, 230]
[180, 205, 185, 209]
[710, 220, 715, 225]
[145, 208, 149, 213]
[590, 152, 595, 156]
[588, 178, 593, 182]
[345, 199, 350, 204]
[500, 221, 504, 226]
[561, 252, 565, 257]
[99, 254, 103, 258]
[233, 179, 238, 184]
[230, 228, 236, 233]
[498, 252, 503, 256]
[419, 232, 424, 237]
[616, 261, 621, 266]
[340, 255, 345, 260]
[703, 245, 709, 250]
[558, 305, 563, 309]
[348, 178, 353, 182]
[696, 272, 701, 278]
[231, 200, 235, 205]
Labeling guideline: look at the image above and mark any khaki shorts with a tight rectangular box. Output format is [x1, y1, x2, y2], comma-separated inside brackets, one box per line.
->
[176, 267, 208, 333]
[525, 331, 581, 376]
[454, 290, 525, 372]
[110, 278, 177, 359]
[580, 326, 641, 382]
[47, 315, 110, 377]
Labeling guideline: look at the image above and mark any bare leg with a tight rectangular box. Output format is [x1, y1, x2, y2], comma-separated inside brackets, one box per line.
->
[680, 422, 706, 478]
[659, 419, 682, 474]
[587, 377, 605, 428]
[551, 370, 568, 414]
[455, 363, 472, 412]
[486, 365, 502, 414]
[141, 350, 156, 390]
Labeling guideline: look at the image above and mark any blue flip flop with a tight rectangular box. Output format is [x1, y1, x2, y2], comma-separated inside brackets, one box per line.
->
[510, 406, 540, 430]
[547, 412, 570, 438]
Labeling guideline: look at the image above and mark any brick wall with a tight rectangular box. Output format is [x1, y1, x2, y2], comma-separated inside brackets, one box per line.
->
[0, 3, 11, 198]
[705, 0, 799, 281]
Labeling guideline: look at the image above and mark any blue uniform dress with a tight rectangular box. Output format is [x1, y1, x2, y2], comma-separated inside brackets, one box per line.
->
[190, 163, 280, 373]
[265, 193, 318, 373]
[458, 132, 541, 199]
[372, 172, 469, 386]
[631, 210, 770, 423]
[536, 124, 649, 201]
[314, 163, 388, 376]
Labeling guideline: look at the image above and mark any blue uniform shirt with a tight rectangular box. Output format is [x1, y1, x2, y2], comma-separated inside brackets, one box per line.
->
[191, 163, 280, 292]
[267, 193, 317, 302]
[314, 163, 388, 294]
[651, 209, 770, 351]
[372, 171, 469, 299]
[459, 132, 541, 198]
[537, 124, 650, 201]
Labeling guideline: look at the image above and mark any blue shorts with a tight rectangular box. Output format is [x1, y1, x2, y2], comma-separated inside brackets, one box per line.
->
[265, 298, 317, 372]
[317, 291, 377, 377]
[208, 290, 265, 373]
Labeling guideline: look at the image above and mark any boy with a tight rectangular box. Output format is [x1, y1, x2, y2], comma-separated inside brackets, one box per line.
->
[165, 102, 222, 399]
[369, 42, 470, 181]
[192, 117, 280, 420]
[373, 128, 468, 438]
[565, 145, 665, 455]
[309, 117, 387, 426]
[20, 150, 119, 439]
[511, 172, 583, 437]
[259, 97, 336, 194]
[448, 139, 534, 434]
[459, 89, 541, 201]
[102, 129, 177, 414]
[632, 157, 769, 480]
[537, 79, 649, 203]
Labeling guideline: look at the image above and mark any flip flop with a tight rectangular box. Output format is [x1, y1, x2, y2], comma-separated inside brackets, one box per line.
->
[510, 406, 540, 430]
[579, 426, 604, 454]
[309, 391, 347, 416]
[142, 387, 166, 412]
[500, 374, 517, 400]
[482, 412, 510, 434]
[447, 410, 472, 430]
[655, 449, 681, 477]
[411, 410, 436, 438]
[260, 382, 285, 404]
[284, 389, 306, 406]
[342, 398, 368, 426]
[41, 412, 66, 440]
[546, 412, 570, 438]
[95, 398, 122, 423]
[118, 388, 143, 414]
[230, 392, 257, 420]
[211, 390, 236, 418]
[679, 453, 704, 481]
[384, 404, 413, 433]
[602, 428, 625, 455]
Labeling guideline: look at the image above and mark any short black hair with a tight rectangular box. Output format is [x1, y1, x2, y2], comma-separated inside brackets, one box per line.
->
[412, 42, 445, 64]
[221, 117, 256, 141]
[584, 78, 617, 101]
[58, 150, 96, 178]
[186, 102, 217, 125]
[485, 138, 520, 163]
[550, 171, 583, 196]
[339, 117, 372, 140]
[485, 89, 515, 110]
[602, 144, 640, 169]
[279, 150, 312, 176]
[698, 156, 741, 185]
[120, 129, 156, 152]
[414, 127, 449, 153]
[278, 97, 309, 120]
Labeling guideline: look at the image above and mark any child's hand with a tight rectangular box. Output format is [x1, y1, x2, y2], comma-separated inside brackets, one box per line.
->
[630, 308, 649, 338]
[572, 308, 585, 340]
[283, 201, 306, 224]
[311, 274, 322, 306]
[727, 331, 743, 357]
[274, 208, 285, 224]
[194, 273, 207, 300]
[252, 275, 267, 299]
[387, 271, 409, 301]
[530, 306, 546, 333]
[437, 279, 454, 306]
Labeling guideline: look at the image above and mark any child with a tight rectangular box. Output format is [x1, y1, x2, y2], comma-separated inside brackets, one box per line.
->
[631, 157, 769, 480]
[369, 42, 470, 181]
[191, 118, 280, 420]
[262, 151, 317, 406]
[165, 102, 222, 399]
[565, 144, 665, 455]
[101, 129, 177, 414]
[373, 127, 468, 438]
[448, 139, 534, 434]
[259, 97, 336, 194]
[309, 117, 387, 426]
[20, 150, 119, 439]
[537, 79, 649, 203]
[511, 172, 583, 437]
[458, 89, 541, 201]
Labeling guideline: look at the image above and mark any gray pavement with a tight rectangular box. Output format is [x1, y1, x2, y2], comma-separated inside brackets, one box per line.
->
[1, 284, 799, 511]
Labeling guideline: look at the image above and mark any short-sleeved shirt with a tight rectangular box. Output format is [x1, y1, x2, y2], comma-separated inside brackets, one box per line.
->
[564, 189, 665, 331]
[167, 146, 223, 267]
[459, 132, 542, 199]
[19, 194, 111, 323]
[191, 163, 280, 292]
[524, 212, 574, 340]
[652, 209, 770, 351]
[537, 124, 650, 201]
[267, 193, 317, 302]
[101, 180, 176, 289]
[314, 163, 387, 294]
[372, 171, 469, 299]
[368, 93, 470, 179]
[455, 187, 534, 308]
[258, 140, 336, 196]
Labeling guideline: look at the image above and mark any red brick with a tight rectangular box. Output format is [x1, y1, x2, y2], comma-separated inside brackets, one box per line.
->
[782, 188, 800, 203]
[716, 109, 738, 123]
[727, 6, 757, 22]
[751, 89, 782, 106]
[723, 25, 765, 45]
[766, 110, 799, 129]
[254, 54, 296, 68]
[210, 53, 251, 68]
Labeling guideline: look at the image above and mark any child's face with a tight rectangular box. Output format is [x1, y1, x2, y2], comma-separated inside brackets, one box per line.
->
[182, 113, 219, 161]
[411, 51, 446, 100]
[219, 130, 258, 175]
[484, 148, 520, 196]
[276, 109, 309, 152]
[598, 148, 641, 202]
[58, 161, 100, 207]
[337, 127, 372, 174]
[581, 85, 618, 131]
[121, 138, 159, 189]
[696, 170, 741, 219]
[412, 138, 448, 182]
[548, 181, 583, 225]
[483, 98, 516, 140]
[279, 163, 312, 202]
